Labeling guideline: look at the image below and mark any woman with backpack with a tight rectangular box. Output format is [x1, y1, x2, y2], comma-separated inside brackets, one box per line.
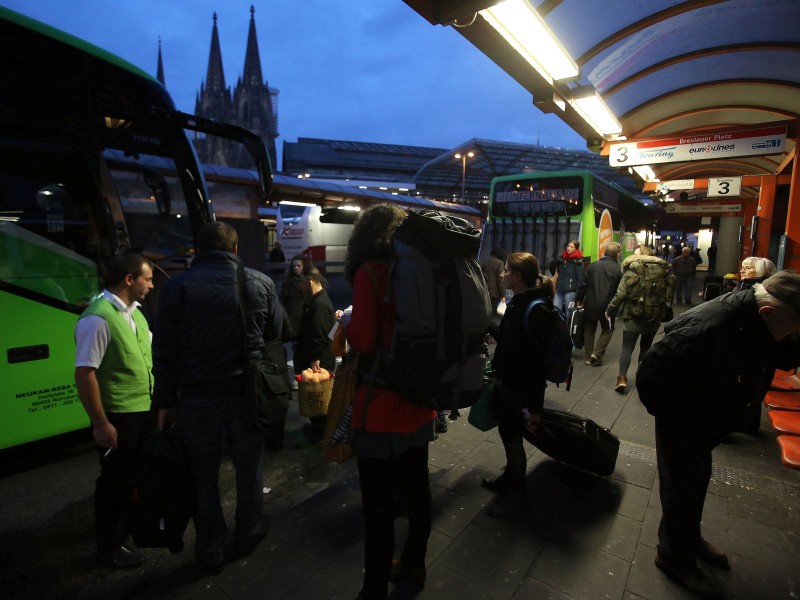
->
[344, 204, 436, 600]
[552, 240, 585, 317]
[482, 252, 554, 518]
[606, 246, 674, 394]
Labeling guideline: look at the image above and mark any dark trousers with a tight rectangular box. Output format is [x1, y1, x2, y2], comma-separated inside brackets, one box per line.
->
[493, 381, 544, 491]
[494, 396, 528, 492]
[618, 329, 655, 378]
[357, 445, 432, 599]
[655, 414, 717, 565]
[94, 410, 152, 558]
[180, 394, 266, 566]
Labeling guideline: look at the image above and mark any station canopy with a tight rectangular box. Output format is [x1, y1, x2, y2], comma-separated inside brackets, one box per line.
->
[402, 0, 800, 201]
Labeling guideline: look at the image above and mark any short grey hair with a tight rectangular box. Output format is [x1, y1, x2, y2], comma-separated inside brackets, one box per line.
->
[604, 242, 621, 259]
[753, 282, 790, 311]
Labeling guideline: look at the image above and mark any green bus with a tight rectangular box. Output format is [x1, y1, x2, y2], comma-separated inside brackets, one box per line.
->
[0, 7, 272, 449]
[480, 170, 651, 265]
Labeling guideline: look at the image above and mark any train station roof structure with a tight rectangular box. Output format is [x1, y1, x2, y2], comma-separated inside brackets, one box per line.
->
[401, 0, 800, 202]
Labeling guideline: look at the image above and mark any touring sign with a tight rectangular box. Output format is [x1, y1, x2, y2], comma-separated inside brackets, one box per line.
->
[609, 125, 787, 167]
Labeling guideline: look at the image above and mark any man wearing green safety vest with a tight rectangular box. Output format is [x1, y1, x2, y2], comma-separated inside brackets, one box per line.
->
[75, 253, 154, 569]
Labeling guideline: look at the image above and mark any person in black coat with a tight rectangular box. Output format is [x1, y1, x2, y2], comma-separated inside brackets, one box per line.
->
[636, 271, 800, 600]
[483, 252, 554, 518]
[576, 242, 622, 366]
[293, 268, 336, 435]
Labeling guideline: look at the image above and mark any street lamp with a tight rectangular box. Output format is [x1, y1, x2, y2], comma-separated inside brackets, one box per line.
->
[454, 151, 475, 204]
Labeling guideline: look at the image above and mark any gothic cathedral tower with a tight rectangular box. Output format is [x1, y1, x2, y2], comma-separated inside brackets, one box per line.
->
[193, 7, 279, 169]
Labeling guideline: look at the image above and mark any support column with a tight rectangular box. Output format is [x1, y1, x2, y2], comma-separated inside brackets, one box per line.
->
[756, 175, 776, 260]
[784, 151, 800, 270]
[716, 216, 743, 276]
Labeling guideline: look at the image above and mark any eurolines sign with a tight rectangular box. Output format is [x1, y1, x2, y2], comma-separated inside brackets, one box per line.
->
[609, 125, 787, 167]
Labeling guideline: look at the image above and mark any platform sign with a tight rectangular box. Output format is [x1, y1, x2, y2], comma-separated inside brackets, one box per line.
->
[708, 177, 741, 197]
[609, 125, 787, 167]
[665, 203, 741, 214]
[656, 179, 694, 193]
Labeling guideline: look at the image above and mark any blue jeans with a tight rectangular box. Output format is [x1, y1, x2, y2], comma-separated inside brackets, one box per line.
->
[180, 393, 266, 566]
[676, 275, 693, 303]
[554, 291, 576, 317]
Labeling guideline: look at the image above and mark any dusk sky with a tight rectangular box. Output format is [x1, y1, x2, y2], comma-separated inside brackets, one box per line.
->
[3, 0, 587, 167]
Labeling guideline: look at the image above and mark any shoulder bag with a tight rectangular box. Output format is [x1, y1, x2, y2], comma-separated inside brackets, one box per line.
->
[237, 263, 290, 440]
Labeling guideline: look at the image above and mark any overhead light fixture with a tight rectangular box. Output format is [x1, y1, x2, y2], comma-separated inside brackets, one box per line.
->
[568, 85, 622, 136]
[633, 165, 658, 182]
[479, 0, 579, 85]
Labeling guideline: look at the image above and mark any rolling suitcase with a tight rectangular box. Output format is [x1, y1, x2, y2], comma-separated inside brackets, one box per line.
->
[523, 409, 619, 476]
[128, 430, 194, 553]
[568, 304, 584, 349]
[702, 275, 724, 301]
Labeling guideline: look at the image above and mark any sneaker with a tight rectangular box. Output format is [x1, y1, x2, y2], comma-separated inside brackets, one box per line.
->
[697, 538, 730, 571]
[655, 552, 725, 599]
[487, 490, 529, 518]
[390, 558, 426, 587]
[584, 357, 593, 365]
[614, 376, 627, 394]
[436, 414, 448, 434]
[591, 355, 603, 366]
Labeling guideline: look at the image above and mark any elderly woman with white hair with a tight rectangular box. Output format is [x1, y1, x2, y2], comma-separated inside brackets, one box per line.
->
[736, 256, 776, 291]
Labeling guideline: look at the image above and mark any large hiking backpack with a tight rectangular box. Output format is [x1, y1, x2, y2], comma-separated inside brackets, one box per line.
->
[383, 209, 493, 411]
[524, 298, 574, 389]
[625, 259, 675, 321]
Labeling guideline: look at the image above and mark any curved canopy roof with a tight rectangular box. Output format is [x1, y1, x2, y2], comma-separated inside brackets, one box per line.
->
[402, 0, 799, 197]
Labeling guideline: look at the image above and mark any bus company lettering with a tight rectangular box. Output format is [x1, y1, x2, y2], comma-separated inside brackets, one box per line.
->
[639, 147, 675, 161]
[19, 384, 79, 413]
[281, 225, 304, 237]
[16, 384, 74, 399]
[496, 188, 579, 203]
[689, 143, 735, 155]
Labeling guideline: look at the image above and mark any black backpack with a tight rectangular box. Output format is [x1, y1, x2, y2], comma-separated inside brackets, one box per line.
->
[524, 298, 574, 389]
[381, 209, 493, 411]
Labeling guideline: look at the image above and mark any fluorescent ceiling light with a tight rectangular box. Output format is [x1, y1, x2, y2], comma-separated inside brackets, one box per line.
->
[569, 87, 622, 136]
[633, 165, 658, 182]
[479, 0, 579, 84]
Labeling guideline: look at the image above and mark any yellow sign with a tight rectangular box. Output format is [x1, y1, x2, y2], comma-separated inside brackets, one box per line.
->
[598, 209, 613, 258]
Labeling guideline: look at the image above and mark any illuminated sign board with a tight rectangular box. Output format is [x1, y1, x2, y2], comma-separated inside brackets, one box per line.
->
[609, 125, 787, 167]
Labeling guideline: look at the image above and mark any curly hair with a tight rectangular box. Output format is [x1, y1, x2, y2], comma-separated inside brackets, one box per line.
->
[344, 204, 406, 282]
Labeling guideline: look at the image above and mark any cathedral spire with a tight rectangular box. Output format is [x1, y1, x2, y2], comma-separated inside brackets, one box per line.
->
[242, 5, 263, 86]
[156, 37, 165, 86]
[205, 12, 227, 92]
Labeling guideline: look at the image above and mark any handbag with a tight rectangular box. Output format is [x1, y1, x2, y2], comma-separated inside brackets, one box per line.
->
[237, 264, 290, 435]
[468, 362, 497, 432]
[662, 304, 674, 322]
[321, 357, 359, 463]
[298, 369, 333, 417]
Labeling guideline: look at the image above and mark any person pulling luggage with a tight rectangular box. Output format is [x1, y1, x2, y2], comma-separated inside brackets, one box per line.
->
[482, 252, 554, 518]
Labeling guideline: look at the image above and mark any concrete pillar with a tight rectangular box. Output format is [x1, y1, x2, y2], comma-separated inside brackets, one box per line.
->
[716, 215, 742, 276]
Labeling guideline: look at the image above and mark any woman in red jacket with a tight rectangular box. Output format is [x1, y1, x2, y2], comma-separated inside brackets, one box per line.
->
[344, 204, 436, 600]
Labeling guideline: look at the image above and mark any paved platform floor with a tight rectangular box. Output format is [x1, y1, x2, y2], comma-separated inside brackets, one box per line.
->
[2, 298, 799, 600]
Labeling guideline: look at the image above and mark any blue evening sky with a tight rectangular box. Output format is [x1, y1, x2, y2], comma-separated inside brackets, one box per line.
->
[3, 0, 587, 166]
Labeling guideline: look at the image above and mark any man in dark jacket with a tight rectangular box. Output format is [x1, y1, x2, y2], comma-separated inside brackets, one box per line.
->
[671, 246, 697, 304]
[636, 270, 800, 600]
[576, 242, 622, 366]
[152, 222, 283, 574]
[293, 268, 336, 436]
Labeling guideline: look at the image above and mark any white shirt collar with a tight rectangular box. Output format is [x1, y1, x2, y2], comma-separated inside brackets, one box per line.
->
[102, 289, 141, 314]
